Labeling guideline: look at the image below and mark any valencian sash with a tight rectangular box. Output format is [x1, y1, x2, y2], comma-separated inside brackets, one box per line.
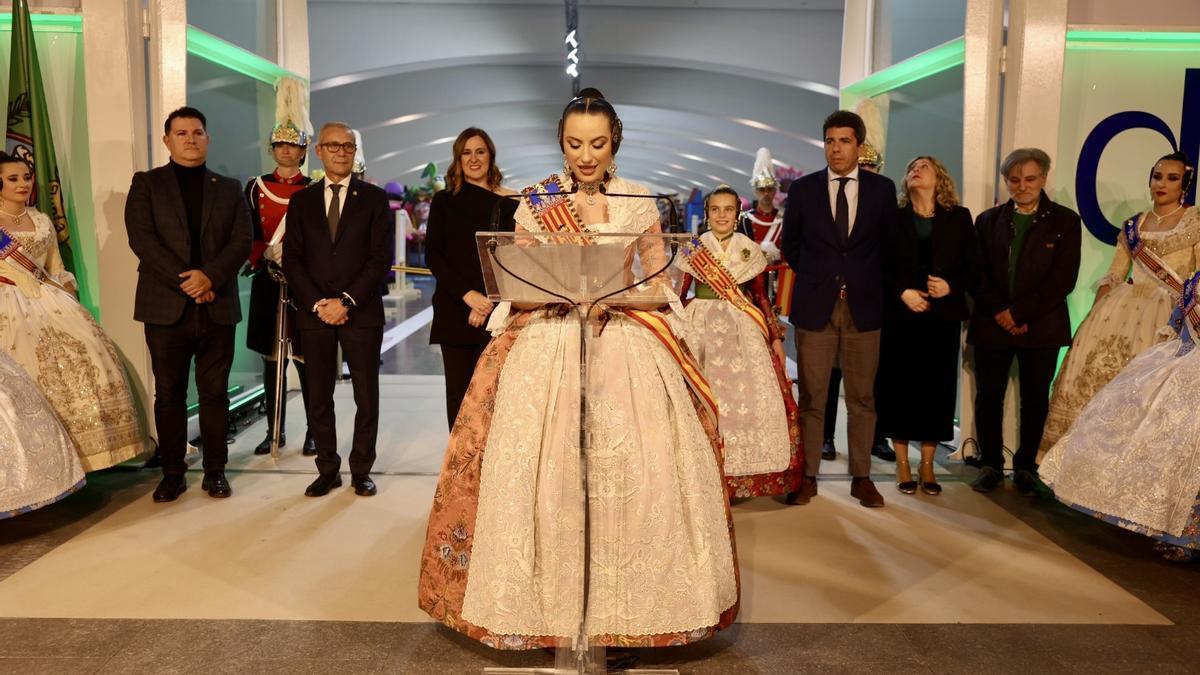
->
[682, 236, 771, 340]
[1125, 214, 1185, 297]
[523, 174, 720, 428]
[1170, 271, 1200, 357]
[0, 225, 67, 292]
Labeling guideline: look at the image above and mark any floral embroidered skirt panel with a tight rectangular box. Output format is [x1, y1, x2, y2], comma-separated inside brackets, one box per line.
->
[418, 310, 740, 649]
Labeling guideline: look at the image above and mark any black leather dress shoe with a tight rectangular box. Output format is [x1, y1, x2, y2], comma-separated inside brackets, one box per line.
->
[253, 433, 282, 456]
[305, 474, 343, 497]
[821, 440, 837, 461]
[972, 466, 1004, 493]
[152, 475, 187, 502]
[871, 441, 896, 461]
[201, 471, 232, 498]
[1013, 469, 1039, 497]
[301, 434, 317, 457]
[351, 475, 377, 497]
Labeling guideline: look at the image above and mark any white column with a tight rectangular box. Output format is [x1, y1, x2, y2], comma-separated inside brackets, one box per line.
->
[278, 0, 311, 79]
[1000, 0, 1069, 159]
[147, 0, 186, 168]
[954, 0, 1005, 458]
[839, 0, 874, 96]
[81, 0, 154, 427]
[960, 0, 1004, 215]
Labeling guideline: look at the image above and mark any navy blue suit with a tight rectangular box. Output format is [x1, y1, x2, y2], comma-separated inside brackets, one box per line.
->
[781, 169, 898, 331]
[781, 167, 898, 479]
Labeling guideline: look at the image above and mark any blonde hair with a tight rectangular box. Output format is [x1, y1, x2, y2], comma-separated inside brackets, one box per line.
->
[898, 155, 960, 210]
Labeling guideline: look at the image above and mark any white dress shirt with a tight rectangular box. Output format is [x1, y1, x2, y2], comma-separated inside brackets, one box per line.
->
[323, 174, 352, 219]
[826, 166, 860, 235]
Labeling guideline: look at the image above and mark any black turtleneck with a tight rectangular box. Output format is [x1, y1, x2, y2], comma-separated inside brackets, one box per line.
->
[171, 159, 206, 267]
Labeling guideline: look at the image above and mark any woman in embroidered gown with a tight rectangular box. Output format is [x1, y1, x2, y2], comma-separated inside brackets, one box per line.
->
[1039, 152, 1199, 455]
[1041, 269, 1200, 562]
[677, 185, 802, 499]
[418, 90, 738, 649]
[0, 152, 144, 471]
[0, 348, 85, 518]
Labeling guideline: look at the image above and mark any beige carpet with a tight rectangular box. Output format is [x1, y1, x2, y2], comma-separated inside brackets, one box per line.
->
[0, 377, 1168, 625]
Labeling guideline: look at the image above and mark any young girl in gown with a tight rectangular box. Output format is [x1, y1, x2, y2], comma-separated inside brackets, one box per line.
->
[677, 185, 802, 499]
[0, 152, 144, 471]
[418, 90, 738, 649]
[1039, 152, 1199, 455]
[1041, 268, 1200, 562]
[0, 348, 85, 518]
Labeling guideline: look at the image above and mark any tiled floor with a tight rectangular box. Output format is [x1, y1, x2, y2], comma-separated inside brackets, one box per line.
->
[1, 278, 1198, 674]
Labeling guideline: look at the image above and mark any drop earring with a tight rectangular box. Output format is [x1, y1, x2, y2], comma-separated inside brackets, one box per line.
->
[606, 161, 617, 177]
[562, 157, 571, 180]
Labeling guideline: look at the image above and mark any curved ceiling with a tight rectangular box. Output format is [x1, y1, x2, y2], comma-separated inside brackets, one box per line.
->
[309, 0, 844, 196]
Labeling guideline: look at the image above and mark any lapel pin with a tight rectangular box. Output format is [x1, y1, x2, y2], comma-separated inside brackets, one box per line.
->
[353, 190, 358, 196]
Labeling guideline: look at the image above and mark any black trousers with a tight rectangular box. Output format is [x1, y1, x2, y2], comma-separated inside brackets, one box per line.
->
[302, 324, 383, 477]
[144, 304, 235, 477]
[972, 345, 1060, 473]
[262, 356, 310, 438]
[440, 343, 486, 431]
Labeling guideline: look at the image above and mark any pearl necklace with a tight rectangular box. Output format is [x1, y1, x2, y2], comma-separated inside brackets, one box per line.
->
[1149, 203, 1184, 225]
[0, 206, 27, 220]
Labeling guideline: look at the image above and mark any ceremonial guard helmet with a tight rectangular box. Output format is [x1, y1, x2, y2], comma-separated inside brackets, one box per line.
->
[858, 142, 883, 170]
[269, 77, 312, 148]
[749, 147, 778, 190]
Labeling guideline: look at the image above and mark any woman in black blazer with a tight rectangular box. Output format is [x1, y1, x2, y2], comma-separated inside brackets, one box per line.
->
[878, 156, 979, 495]
[426, 127, 517, 429]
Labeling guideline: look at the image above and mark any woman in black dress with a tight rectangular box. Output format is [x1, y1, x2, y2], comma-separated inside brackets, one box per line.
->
[879, 156, 978, 495]
[426, 127, 517, 429]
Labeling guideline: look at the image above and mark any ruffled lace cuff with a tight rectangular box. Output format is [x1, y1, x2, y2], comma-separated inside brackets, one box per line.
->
[1094, 273, 1124, 291]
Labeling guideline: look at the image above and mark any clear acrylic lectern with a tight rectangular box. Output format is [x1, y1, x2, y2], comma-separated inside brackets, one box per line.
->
[476, 230, 691, 675]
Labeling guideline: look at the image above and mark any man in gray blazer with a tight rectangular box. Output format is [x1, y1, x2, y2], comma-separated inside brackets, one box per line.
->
[124, 106, 252, 502]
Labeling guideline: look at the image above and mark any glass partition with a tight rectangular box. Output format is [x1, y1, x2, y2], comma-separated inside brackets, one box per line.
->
[878, 64, 965, 191]
[871, 0, 966, 71]
[187, 0, 277, 61]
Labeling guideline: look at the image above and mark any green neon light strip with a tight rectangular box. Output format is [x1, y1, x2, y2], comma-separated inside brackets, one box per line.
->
[186, 26, 304, 85]
[1066, 30, 1200, 52]
[842, 37, 965, 99]
[0, 13, 82, 33]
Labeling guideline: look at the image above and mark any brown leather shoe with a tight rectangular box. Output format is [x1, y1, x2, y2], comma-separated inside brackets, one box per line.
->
[851, 477, 885, 508]
[785, 476, 818, 505]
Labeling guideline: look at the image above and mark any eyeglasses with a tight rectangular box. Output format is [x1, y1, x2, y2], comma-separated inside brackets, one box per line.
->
[320, 142, 357, 154]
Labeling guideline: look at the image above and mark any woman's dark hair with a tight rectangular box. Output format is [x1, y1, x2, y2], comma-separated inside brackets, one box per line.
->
[164, 106, 207, 135]
[0, 151, 32, 174]
[703, 184, 741, 229]
[445, 127, 503, 195]
[1149, 151, 1195, 200]
[557, 87, 623, 156]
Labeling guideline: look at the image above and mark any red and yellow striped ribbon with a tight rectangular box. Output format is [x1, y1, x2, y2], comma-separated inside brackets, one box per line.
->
[684, 238, 770, 339]
[524, 175, 719, 429]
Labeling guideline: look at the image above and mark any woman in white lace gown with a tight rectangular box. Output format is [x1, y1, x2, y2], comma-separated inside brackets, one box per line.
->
[0, 348, 84, 518]
[1039, 153, 1199, 455]
[0, 152, 144, 471]
[1041, 269, 1200, 562]
[677, 185, 802, 499]
[419, 90, 738, 649]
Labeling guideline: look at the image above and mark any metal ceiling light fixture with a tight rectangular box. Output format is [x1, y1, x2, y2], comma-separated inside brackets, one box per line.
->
[565, 0, 580, 96]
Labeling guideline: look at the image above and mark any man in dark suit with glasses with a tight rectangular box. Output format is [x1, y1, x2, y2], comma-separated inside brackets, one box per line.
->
[283, 122, 393, 498]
